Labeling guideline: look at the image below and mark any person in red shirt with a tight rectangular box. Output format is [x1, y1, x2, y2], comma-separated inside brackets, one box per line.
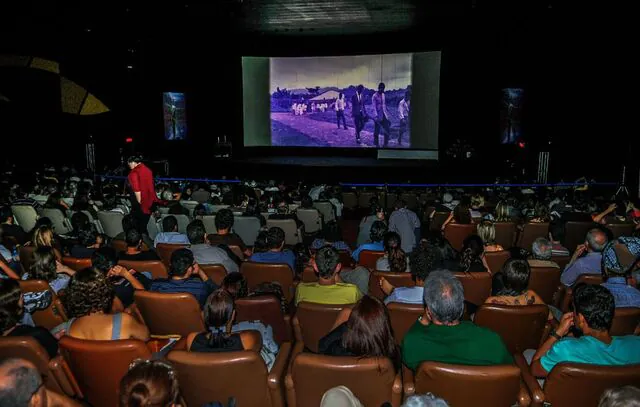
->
[127, 155, 158, 234]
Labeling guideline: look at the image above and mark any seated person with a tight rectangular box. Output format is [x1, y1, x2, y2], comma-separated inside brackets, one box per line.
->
[119, 359, 181, 407]
[0, 279, 58, 358]
[207, 208, 251, 257]
[528, 238, 561, 269]
[150, 248, 218, 308]
[530, 284, 640, 378]
[153, 215, 190, 247]
[186, 220, 238, 273]
[352, 220, 387, 263]
[242, 198, 267, 227]
[113, 214, 154, 250]
[380, 245, 440, 305]
[310, 222, 351, 254]
[477, 220, 504, 252]
[91, 247, 151, 311]
[441, 201, 473, 230]
[318, 295, 400, 371]
[51, 268, 149, 341]
[389, 199, 421, 254]
[402, 270, 512, 370]
[0, 206, 27, 244]
[548, 220, 570, 257]
[561, 228, 608, 286]
[376, 231, 410, 272]
[248, 227, 296, 273]
[22, 247, 76, 294]
[0, 227, 20, 276]
[600, 237, 640, 308]
[356, 201, 384, 247]
[69, 224, 101, 258]
[118, 228, 161, 262]
[295, 246, 362, 306]
[456, 235, 489, 273]
[31, 225, 63, 262]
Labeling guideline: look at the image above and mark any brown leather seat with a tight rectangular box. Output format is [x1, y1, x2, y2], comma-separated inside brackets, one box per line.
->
[19, 245, 36, 274]
[368, 271, 415, 300]
[528, 266, 561, 305]
[156, 243, 188, 268]
[404, 361, 528, 407]
[133, 291, 205, 337]
[610, 307, 640, 336]
[0, 337, 82, 397]
[167, 342, 292, 407]
[286, 353, 402, 407]
[18, 280, 68, 330]
[111, 239, 128, 254]
[301, 264, 317, 283]
[200, 264, 227, 285]
[484, 250, 511, 274]
[293, 302, 354, 353]
[551, 255, 571, 271]
[358, 250, 385, 269]
[118, 259, 168, 279]
[560, 274, 603, 312]
[517, 223, 550, 251]
[228, 245, 245, 261]
[495, 222, 517, 249]
[338, 250, 355, 268]
[236, 295, 292, 344]
[387, 302, 423, 344]
[62, 256, 92, 271]
[606, 223, 635, 239]
[59, 336, 152, 407]
[453, 272, 492, 306]
[241, 261, 295, 303]
[535, 363, 640, 407]
[475, 304, 549, 353]
[564, 221, 595, 253]
[430, 211, 450, 232]
[444, 223, 476, 252]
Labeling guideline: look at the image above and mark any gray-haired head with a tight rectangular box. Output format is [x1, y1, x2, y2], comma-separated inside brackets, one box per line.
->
[598, 385, 640, 407]
[403, 393, 450, 407]
[423, 269, 464, 323]
[0, 358, 44, 407]
[532, 237, 552, 260]
[586, 228, 608, 253]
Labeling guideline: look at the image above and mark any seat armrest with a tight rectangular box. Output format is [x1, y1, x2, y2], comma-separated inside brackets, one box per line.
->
[402, 364, 415, 399]
[287, 341, 305, 375]
[514, 353, 544, 407]
[53, 356, 83, 398]
[518, 380, 532, 407]
[268, 341, 292, 390]
[282, 314, 293, 343]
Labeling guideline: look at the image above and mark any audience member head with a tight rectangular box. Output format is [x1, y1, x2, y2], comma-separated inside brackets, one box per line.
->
[342, 295, 399, 370]
[383, 231, 407, 273]
[394, 199, 407, 211]
[266, 227, 285, 251]
[423, 269, 464, 324]
[203, 289, 236, 347]
[29, 246, 58, 282]
[601, 237, 640, 279]
[33, 225, 54, 249]
[127, 155, 143, 169]
[0, 279, 23, 333]
[186, 220, 206, 244]
[125, 228, 142, 249]
[78, 224, 98, 247]
[0, 359, 48, 407]
[0, 206, 13, 224]
[214, 208, 234, 233]
[321, 222, 342, 243]
[572, 283, 615, 334]
[63, 268, 113, 318]
[409, 245, 441, 285]
[476, 220, 496, 246]
[495, 201, 511, 222]
[424, 232, 456, 262]
[314, 246, 341, 280]
[121, 214, 138, 233]
[70, 211, 90, 234]
[91, 246, 118, 276]
[402, 393, 450, 407]
[244, 198, 260, 216]
[119, 359, 181, 407]
[532, 237, 553, 260]
[162, 216, 179, 233]
[532, 202, 550, 222]
[460, 235, 484, 272]
[497, 259, 531, 296]
[369, 220, 387, 243]
[453, 203, 472, 224]
[598, 386, 640, 407]
[301, 195, 314, 209]
[221, 273, 248, 300]
[169, 249, 195, 278]
[253, 231, 269, 253]
[586, 228, 608, 253]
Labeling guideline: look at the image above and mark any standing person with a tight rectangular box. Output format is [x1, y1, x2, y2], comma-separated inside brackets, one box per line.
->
[335, 93, 347, 130]
[127, 155, 158, 235]
[351, 85, 366, 144]
[371, 82, 391, 148]
[398, 91, 410, 146]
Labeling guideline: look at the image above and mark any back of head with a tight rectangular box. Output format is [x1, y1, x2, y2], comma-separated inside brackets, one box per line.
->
[409, 245, 441, 283]
[162, 215, 178, 233]
[369, 220, 388, 243]
[0, 359, 43, 407]
[573, 283, 615, 332]
[125, 227, 142, 248]
[33, 225, 54, 249]
[70, 211, 90, 233]
[91, 246, 118, 274]
[586, 228, 608, 253]
[0, 206, 12, 223]
[119, 359, 180, 407]
[214, 208, 234, 232]
[0, 279, 23, 332]
[253, 231, 270, 253]
[394, 199, 406, 211]
[383, 232, 407, 273]
[78, 224, 97, 247]
[127, 155, 143, 165]
[460, 235, 484, 271]
[532, 237, 552, 260]
[267, 227, 285, 250]
[402, 393, 450, 407]
[498, 259, 531, 296]
[63, 267, 113, 318]
[186, 220, 206, 244]
[169, 248, 194, 278]
[122, 214, 137, 233]
[222, 273, 248, 299]
[203, 290, 236, 347]
[301, 195, 313, 209]
[453, 204, 472, 224]
[29, 246, 57, 282]
[476, 221, 496, 245]
[423, 270, 464, 323]
[315, 246, 340, 279]
[598, 386, 640, 407]
[548, 220, 565, 242]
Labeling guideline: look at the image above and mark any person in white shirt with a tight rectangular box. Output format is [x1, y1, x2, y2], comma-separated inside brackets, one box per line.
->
[398, 91, 410, 145]
[335, 93, 347, 130]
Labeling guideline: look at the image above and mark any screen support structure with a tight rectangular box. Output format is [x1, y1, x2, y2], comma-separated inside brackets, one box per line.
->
[537, 152, 549, 184]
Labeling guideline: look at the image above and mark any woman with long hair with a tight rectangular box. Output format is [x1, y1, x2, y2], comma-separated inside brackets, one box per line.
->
[476, 221, 504, 252]
[318, 295, 401, 372]
[494, 201, 511, 223]
[457, 235, 488, 273]
[376, 231, 409, 272]
[23, 246, 75, 293]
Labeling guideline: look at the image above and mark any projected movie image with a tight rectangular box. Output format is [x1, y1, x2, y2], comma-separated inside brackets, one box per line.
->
[500, 88, 524, 145]
[270, 54, 412, 148]
[163, 92, 187, 140]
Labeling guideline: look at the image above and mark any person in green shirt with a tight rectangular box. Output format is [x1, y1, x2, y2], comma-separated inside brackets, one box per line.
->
[402, 269, 513, 371]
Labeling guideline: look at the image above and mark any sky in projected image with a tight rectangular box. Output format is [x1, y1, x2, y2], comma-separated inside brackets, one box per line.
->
[270, 54, 411, 93]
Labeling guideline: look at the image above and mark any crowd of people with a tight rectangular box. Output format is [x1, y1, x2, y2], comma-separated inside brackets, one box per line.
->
[0, 161, 639, 406]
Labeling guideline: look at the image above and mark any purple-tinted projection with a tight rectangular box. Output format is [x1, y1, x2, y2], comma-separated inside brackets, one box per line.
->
[270, 54, 412, 148]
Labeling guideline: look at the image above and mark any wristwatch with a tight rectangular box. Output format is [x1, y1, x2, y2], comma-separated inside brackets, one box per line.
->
[549, 331, 562, 340]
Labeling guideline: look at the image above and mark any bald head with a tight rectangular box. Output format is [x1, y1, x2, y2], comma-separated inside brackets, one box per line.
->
[586, 228, 608, 253]
[0, 359, 43, 407]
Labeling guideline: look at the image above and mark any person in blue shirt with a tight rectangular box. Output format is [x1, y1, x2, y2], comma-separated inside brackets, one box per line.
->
[153, 215, 190, 247]
[560, 228, 608, 286]
[600, 237, 640, 308]
[530, 284, 640, 378]
[150, 248, 218, 308]
[248, 227, 296, 274]
[352, 220, 387, 262]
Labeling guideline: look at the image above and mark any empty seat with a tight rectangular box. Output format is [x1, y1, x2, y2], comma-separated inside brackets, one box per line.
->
[266, 219, 303, 246]
[155, 243, 188, 268]
[444, 223, 476, 252]
[494, 222, 517, 249]
[358, 250, 385, 269]
[296, 209, 322, 235]
[233, 216, 261, 246]
[133, 291, 205, 337]
[292, 302, 354, 353]
[41, 208, 72, 235]
[11, 205, 39, 233]
[517, 222, 550, 250]
[236, 295, 292, 344]
[368, 271, 414, 300]
[241, 262, 295, 303]
[313, 201, 336, 223]
[387, 302, 423, 344]
[484, 250, 511, 274]
[528, 266, 561, 305]
[475, 304, 549, 353]
[62, 256, 92, 271]
[97, 211, 124, 238]
[610, 307, 640, 336]
[18, 280, 67, 330]
[118, 260, 168, 279]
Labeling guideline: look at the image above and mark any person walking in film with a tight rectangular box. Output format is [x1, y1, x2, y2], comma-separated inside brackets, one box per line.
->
[335, 92, 348, 130]
[398, 90, 410, 146]
[372, 82, 391, 148]
[351, 85, 367, 144]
